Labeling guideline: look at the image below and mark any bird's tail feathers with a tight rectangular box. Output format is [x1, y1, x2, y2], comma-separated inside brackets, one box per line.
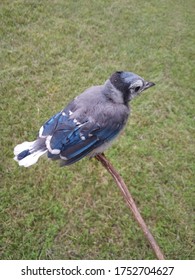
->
[14, 138, 47, 167]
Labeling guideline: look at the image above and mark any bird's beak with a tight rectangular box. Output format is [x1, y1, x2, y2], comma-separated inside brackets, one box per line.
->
[143, 81, 155, 91]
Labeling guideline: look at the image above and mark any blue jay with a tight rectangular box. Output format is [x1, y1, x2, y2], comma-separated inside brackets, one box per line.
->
[14, 71, 155, 167]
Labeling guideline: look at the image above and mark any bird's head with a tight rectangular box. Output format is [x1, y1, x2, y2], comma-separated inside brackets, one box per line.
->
[109, 71, 155, 104]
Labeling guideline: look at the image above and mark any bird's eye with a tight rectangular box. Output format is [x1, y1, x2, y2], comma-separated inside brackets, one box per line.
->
[134, 86, 140, 92]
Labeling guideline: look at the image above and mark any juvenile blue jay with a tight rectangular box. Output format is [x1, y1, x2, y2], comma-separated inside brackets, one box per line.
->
[14, 71, 155, 167]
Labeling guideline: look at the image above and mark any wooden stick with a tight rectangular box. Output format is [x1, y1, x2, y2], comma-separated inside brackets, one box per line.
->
[95, 153, 165, 260]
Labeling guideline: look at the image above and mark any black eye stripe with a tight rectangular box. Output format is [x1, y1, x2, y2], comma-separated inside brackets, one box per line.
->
[134, 86, 140, 92]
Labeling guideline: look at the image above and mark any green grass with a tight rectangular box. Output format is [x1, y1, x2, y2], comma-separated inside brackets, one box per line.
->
[0, 0, 194, 260]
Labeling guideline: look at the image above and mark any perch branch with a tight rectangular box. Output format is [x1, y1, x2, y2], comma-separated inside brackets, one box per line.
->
[95, 153, 165, 260]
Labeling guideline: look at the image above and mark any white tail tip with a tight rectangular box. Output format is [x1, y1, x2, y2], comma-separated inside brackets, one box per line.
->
[14, 141, 36, 156]
[14, 150, 47, 167]
[14, 140, 47, 167]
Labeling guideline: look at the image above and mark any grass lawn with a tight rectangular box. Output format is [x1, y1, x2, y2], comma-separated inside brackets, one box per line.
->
[0, 0, 194, 259]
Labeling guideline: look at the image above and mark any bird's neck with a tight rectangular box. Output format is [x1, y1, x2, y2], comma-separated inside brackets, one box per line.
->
[103, 80, 126, 105]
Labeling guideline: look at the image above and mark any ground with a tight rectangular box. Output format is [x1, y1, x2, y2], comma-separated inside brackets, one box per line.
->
[0, 0, 194, 259]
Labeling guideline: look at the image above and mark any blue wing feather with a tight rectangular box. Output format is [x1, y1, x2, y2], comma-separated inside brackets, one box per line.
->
[41, 106, 122, 165]
[59, 122, 121, 162]
[40, 112, 62, 137]
[60, 125, 121, 165]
